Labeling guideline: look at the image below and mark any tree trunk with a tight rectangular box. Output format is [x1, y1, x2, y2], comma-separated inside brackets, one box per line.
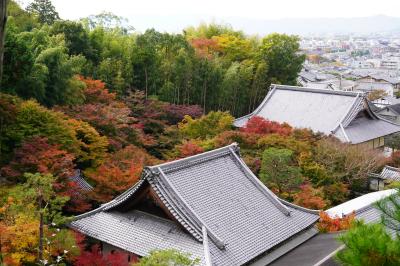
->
[0, 0, 7, 85]
[38, 194, 44, 262]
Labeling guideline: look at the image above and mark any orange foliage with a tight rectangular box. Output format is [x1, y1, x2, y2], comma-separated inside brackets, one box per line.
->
[241, 116, 292, 136]
[293, 184, 329, 210]
[190, 38, 219, 59]
[78, 76, 116, 104]
[176, 141, 204, 158]
[88, 145, 159, 202]
[1, 137, 75, 181]
[317, 211, 355, 233]
[58, 77, 148, 150]
[214, 130, 259, 149]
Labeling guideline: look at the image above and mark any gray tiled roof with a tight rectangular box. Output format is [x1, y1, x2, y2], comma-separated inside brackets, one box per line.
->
[234, 85, 400, 144]
[380, 165, 400, 182]
[343, 116, 400, 144]
[70, 144, 319, 266]
[356, 204, 398, 237]
[234, 85, 363, 134]
[299, 71, 318, 82]
[69, 169, 93, 191]
[359, 74, 400, 85]
[71, 210, 205, 263]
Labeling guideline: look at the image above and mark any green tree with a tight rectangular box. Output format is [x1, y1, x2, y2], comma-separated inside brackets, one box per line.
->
[7, 0, 39, 31]
[135, 249, 199, 266]
[23, 173, 69, 261]
[385, 133, 400, 155]
[249, 62, 269, 112]
[0, 0, 7, 84]
[50, 20, 94, 59]
[376, 189, 400, 233]
[184, 22, 243, 39]
[85, 11, 133, 32]
[337, 190, 400, 265]
[337, 222, 400, 265]
[178, 111, 234, 140]
[132, 29, 162, 98]
[3, 99, 77, 153]
[35, 46, 86, 106]
[1, 20, 48, 100]
[259, 33, 305, 85]
[26, 0, 60, 25]
[260, 147, 303, 197]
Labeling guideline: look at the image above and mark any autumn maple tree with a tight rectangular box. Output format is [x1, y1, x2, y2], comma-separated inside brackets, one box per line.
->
[1, 137, 75, 182]
[87, 145, 159, 202]
[293, 184, 328, 209]
[317, 211, 355, 233]
[241, 116, 292, 136]
[175, 140, 204, 158]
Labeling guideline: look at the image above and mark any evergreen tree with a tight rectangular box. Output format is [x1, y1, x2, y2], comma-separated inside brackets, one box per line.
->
[337, 222, 400, 265]
[26, 0, 59, 25]
[260, 147, 303, 197]
[337, 190, 400, 265]
[0, 0, 7, 84]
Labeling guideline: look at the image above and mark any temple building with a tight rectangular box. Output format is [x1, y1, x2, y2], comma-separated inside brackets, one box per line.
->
[70, 143, 319, 265]
[234, 84, 400, 148]
[369, 165, 400, 191]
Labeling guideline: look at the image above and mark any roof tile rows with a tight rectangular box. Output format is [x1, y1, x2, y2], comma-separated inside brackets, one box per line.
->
[70, 144, 319, 266]
[234, 84, 400, 144]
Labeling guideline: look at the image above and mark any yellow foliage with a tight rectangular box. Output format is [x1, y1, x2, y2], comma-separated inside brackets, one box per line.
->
[67, 118, 108, 168]
[178, 111, 234, 140]
[212, 34, 252, 60]
[1, 214, 39, 265]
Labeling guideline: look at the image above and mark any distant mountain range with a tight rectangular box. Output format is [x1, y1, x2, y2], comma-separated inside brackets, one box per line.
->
[131, 15, 400, 36]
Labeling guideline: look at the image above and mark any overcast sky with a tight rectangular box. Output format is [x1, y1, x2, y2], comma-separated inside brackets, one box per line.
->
[22, 0, 400, 33]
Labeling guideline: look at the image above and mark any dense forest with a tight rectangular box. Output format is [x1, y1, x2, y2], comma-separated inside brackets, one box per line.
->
[0, 1, 399, 265]
[1, 0, 305, 116]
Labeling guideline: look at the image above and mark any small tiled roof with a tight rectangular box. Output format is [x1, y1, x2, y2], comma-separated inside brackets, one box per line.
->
[343, 116, 400, 144]
[71, 210, 205, 262]
[234, 85, 400, 144]
[380, 165, 400, 182]
[70, 143, 319, 266]
[69, 170, 93, 191]
[356, 204, 398, 237]
[359, 74, 400, 85]
[298, 71, 317, 82]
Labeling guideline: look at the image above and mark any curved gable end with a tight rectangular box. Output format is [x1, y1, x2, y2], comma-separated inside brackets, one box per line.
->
[70, 143, 319, 265]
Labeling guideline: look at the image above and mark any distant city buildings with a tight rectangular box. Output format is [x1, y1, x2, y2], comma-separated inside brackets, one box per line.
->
[299, 35, 400, 99]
